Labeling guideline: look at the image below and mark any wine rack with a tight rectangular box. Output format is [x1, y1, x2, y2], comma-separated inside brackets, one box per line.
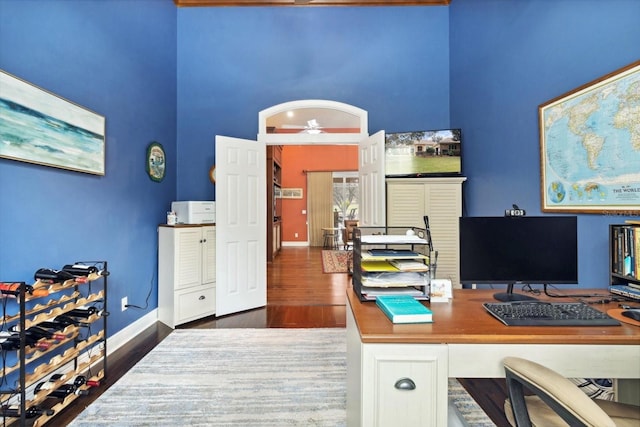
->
[0, 261, 108, 426]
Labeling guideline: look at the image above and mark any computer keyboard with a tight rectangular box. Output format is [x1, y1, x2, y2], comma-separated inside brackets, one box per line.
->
[483, 301, 621, 326]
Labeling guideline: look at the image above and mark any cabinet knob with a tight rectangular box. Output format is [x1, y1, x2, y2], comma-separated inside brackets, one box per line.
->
[394, 378, 416, 391]
[199, 295, 206, 300]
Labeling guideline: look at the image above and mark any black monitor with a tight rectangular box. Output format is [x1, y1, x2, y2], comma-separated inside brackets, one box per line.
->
[459, 216, 578, 302]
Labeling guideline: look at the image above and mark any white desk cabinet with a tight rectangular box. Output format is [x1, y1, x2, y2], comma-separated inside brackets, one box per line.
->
[386, 177, 466, 287]
[347, 301, 449, 426]
[158, 224, 216, 327]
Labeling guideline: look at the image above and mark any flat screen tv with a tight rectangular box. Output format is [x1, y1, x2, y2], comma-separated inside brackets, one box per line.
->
[385, 129, 462, 177]
[459, 216, 578, 302]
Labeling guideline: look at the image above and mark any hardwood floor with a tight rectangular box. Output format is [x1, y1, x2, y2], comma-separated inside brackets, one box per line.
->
[53, 246, 510, 426]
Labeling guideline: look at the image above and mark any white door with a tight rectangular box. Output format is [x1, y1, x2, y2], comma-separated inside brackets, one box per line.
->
[358, 130, 386, 227]
[215, 135, 267, 316]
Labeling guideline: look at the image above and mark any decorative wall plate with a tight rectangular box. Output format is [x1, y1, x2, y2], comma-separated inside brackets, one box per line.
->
[209, 164, 216, 183]
[146, 141, 166, 182]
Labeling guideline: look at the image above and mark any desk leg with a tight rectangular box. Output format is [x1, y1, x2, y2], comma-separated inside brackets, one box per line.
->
[616, 379, 640, 405]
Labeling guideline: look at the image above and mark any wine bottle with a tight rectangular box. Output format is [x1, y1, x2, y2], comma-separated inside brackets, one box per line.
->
[61, 264, 98, 277]
[65, 306, 100, 319]
[73, 375, 100, 388]
[0, 282, 49, 298]
[19, 326, 66, 341]
[0, 334, 51, 351]
[47, 384, 87, 398]
[34, 268, 75, 283]
[35, 375, 89, 399]
[1, 405, 54, 418]
[32, 321, 67, 333]
[53, 315, 90, 327]
[0, 282, 26, 296]
[34, 374, 63, 394]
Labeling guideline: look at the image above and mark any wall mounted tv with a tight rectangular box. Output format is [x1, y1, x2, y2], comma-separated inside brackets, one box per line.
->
[385, 129, 462, 177]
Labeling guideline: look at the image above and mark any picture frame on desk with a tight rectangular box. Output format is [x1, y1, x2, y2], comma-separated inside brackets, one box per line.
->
[538, 60, 640, 214]
[430, 279, 452, 302]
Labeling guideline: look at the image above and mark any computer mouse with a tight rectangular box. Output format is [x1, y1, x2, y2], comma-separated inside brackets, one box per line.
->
[621, 310, 640, 322]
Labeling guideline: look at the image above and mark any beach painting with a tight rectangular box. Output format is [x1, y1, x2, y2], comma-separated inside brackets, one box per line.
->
[0, 70, 105, 175]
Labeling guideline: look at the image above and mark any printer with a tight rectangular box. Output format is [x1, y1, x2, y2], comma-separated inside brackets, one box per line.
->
[171, 201, 216, 224]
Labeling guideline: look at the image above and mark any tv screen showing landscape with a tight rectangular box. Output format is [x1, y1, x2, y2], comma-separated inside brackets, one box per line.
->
[385, 129, 462, 177]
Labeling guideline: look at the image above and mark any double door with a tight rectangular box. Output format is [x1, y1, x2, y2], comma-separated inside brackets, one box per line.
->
[214, 130, 385, 316]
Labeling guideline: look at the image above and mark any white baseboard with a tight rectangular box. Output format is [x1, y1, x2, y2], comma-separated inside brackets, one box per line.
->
[282, 241, 309, 247]
[106, 309, 158, 356]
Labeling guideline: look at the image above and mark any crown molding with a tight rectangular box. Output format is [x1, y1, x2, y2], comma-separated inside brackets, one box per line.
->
[174, 0, 450, 6]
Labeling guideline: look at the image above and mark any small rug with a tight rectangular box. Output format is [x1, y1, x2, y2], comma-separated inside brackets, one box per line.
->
[321, 250, 350, 273]
[69, 329, 492, 426]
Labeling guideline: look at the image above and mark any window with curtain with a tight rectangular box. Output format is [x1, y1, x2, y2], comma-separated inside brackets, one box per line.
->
[333, 172, 359, 224]
[307, 172, 333, 247]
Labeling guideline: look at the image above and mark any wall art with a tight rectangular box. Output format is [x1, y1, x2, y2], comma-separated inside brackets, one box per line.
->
[0, 70, 106, 175]
[539, 60, 640, 214]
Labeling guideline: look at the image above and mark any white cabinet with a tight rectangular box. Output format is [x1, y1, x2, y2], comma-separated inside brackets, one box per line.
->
[347, 300, 449, 426]
[158, 225, 216, 328]
[386, 177, 466, 287]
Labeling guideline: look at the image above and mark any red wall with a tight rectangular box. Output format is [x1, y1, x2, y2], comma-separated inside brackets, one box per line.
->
[281, 145, 358, 243]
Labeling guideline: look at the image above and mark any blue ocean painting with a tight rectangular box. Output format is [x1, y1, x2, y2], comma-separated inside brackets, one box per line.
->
[0, 71, 105, 175]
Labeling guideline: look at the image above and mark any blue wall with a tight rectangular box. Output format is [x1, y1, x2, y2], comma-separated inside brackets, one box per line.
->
[0, 0, 177, 336]
[450, 0, 640, 288]
[176, 6, 451, 200]
[1, 0, 638, 339]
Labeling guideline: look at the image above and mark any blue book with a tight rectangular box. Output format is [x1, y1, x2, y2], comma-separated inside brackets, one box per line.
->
[376, 295, 433, 324]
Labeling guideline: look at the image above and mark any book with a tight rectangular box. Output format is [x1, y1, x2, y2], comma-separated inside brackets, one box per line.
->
[361, 260, 399, 272]
[361, 272, 428, 288]
[635, 227, 640, 280]
[389, 259, 429, 272]
[375, 295, 433, 324]
[610, 284, 640, 301]
[361, 235, 428, 245]
[368, 249, 418, 257]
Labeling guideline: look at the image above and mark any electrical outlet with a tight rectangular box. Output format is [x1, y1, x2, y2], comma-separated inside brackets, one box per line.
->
[121, 296, 128, 311]
[294, 232, 298, 238]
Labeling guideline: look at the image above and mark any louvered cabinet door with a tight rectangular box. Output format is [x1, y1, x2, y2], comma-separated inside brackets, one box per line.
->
[386, 177, 466, 288]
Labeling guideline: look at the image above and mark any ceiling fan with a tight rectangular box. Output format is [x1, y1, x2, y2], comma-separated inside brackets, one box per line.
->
[279, 118, 325, 133]
[301, 119, 324, 134]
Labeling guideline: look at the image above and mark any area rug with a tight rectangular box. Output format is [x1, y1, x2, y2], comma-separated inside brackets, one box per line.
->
[69, 328, 493, 426]
[321, 250, 350, 273]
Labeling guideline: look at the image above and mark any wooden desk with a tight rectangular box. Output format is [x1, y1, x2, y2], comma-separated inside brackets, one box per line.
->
[346, 288, 640, 426]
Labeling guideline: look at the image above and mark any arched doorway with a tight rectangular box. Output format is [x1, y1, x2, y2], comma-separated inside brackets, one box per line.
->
[258, 99, 368, 145]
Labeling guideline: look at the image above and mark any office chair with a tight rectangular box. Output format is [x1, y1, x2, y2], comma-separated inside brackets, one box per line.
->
[503, 356, 640, 427]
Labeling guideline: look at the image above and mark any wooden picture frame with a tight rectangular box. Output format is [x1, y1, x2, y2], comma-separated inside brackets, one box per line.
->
[281, 188, 303, 199]
[539, 60, 640, 214]
[0, 70, 106, 175]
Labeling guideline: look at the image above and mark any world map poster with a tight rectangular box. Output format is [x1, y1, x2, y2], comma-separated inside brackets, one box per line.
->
[539, 61, 640, 214]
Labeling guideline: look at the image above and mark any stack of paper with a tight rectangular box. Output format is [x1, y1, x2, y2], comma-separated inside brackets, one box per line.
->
[389, 259, 429, 272]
